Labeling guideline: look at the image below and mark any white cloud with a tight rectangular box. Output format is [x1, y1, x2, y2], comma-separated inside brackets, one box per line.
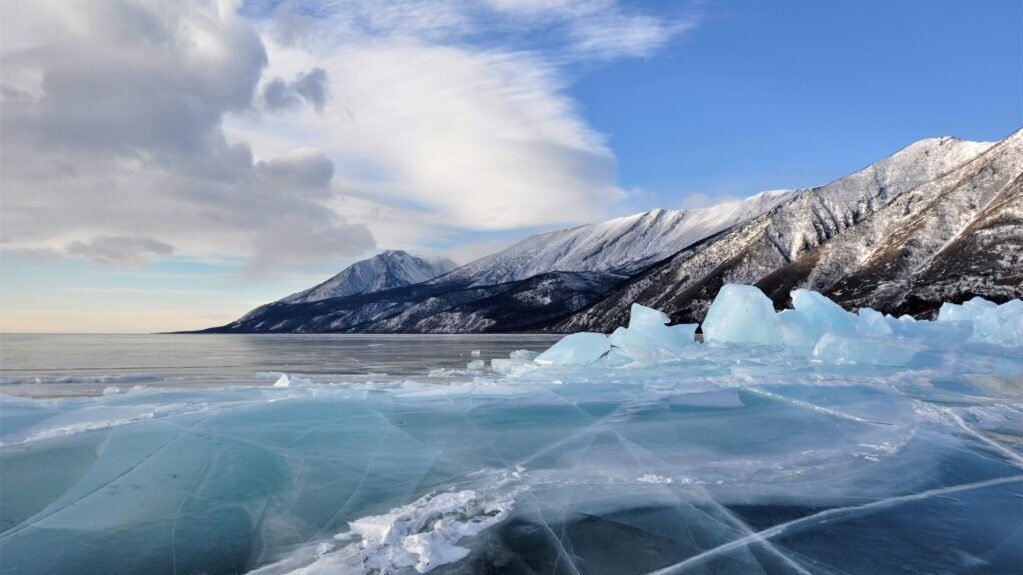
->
[240, 0, 697, 239]
[1, 0, 375, 272]
[1, 0, 694, 275]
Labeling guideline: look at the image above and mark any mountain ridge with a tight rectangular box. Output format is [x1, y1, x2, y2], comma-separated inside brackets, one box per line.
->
[203, 129, 1021, 334]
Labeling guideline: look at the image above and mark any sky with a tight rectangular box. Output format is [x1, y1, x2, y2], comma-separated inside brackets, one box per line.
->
[1, 0, 1021, 333]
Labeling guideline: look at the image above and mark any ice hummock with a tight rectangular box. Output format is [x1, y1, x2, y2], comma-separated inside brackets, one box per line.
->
[702, 284, 781, 344]
[534, 285, 1021, 367]
[1, 285, 1021, 575]
[939, 297, 1023, 347]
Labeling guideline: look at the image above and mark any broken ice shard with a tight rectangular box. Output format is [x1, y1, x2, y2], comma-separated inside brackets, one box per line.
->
[607, 303, 697, 363]
[533, 332, 610, 365]
[701, 284, 781, 345]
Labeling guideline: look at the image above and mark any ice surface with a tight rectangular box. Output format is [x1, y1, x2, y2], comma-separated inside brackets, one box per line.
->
[2, 286, 1022, 575]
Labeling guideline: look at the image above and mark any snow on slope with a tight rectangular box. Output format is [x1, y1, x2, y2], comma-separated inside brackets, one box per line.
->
[282, 250, 457, 303]
[443, 190, 796, 287]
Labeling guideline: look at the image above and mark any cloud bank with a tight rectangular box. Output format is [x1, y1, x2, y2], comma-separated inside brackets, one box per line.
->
[1, 0, 693, 272]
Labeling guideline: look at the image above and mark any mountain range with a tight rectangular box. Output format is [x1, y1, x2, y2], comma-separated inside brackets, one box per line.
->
[204, 128, 1022, 334]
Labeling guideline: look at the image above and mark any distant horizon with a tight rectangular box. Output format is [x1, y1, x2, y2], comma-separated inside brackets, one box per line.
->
[2, 0, 1021, 332]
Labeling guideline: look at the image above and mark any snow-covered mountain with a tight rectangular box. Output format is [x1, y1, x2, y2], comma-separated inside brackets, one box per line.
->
[281, 250, 457, 303]
[205, 129, 1021, 334]
[441, 190, 795, 287]
[558, 132, 1017, 330]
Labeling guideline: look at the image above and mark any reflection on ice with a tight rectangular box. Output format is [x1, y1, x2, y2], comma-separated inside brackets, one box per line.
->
[1, 286, 1021, 574]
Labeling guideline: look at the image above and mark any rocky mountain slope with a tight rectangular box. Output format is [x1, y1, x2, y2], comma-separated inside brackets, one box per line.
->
[557, 132, 1018, 330]
[204, 129, 1021, 334]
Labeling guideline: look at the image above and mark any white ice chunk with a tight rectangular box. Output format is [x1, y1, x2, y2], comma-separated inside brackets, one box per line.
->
[470, 349, 481, 357]
[509, 350, 539, 361]
[466, 359, 485, 371]
[534, 332, 610, 366]
[345, 490, 513, 574]
[701, 284, 781, 345]
[273, 374, 311, 388]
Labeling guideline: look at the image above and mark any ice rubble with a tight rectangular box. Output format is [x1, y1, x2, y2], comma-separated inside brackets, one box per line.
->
[533, 285, 1022, 368]
[939, 297, 1023, 347]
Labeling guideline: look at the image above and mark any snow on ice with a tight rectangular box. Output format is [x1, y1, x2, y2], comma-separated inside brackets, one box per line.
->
[1, 285, 1021, 574]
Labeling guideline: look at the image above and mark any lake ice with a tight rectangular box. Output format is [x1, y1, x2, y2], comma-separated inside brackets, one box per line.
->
[1, 286, 1021, 574]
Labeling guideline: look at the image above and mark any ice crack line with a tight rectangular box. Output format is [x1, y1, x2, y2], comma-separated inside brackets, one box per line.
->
[746, 387, 893, 426]
[945, 409, 1023, 469]
[643, 474, 1023, 575]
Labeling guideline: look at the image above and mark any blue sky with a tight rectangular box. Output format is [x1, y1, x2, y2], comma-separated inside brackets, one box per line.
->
[574, 0, 1022, 208]
[1, 0, 1020, 332]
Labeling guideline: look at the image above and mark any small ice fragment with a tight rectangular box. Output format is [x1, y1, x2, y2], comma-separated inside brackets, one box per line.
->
[102, 386, 121, 395]
[637, 474, 673, 484]
[509, 349, 539, 361]
[702, 284, 781, 344]
[491, 358, 538, 376]
[273, 374, 311, 388]
[466, 359, 485, 370]
[470, 349, 481, 357]
[535, 332, 610, 366]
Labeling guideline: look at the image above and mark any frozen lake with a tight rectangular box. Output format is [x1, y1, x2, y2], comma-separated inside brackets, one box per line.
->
[2, 293, 1022, 575]
[0, 333, 562, 397]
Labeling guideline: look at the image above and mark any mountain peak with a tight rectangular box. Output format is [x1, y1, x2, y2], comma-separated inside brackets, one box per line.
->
[281, 251, 457, 303]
